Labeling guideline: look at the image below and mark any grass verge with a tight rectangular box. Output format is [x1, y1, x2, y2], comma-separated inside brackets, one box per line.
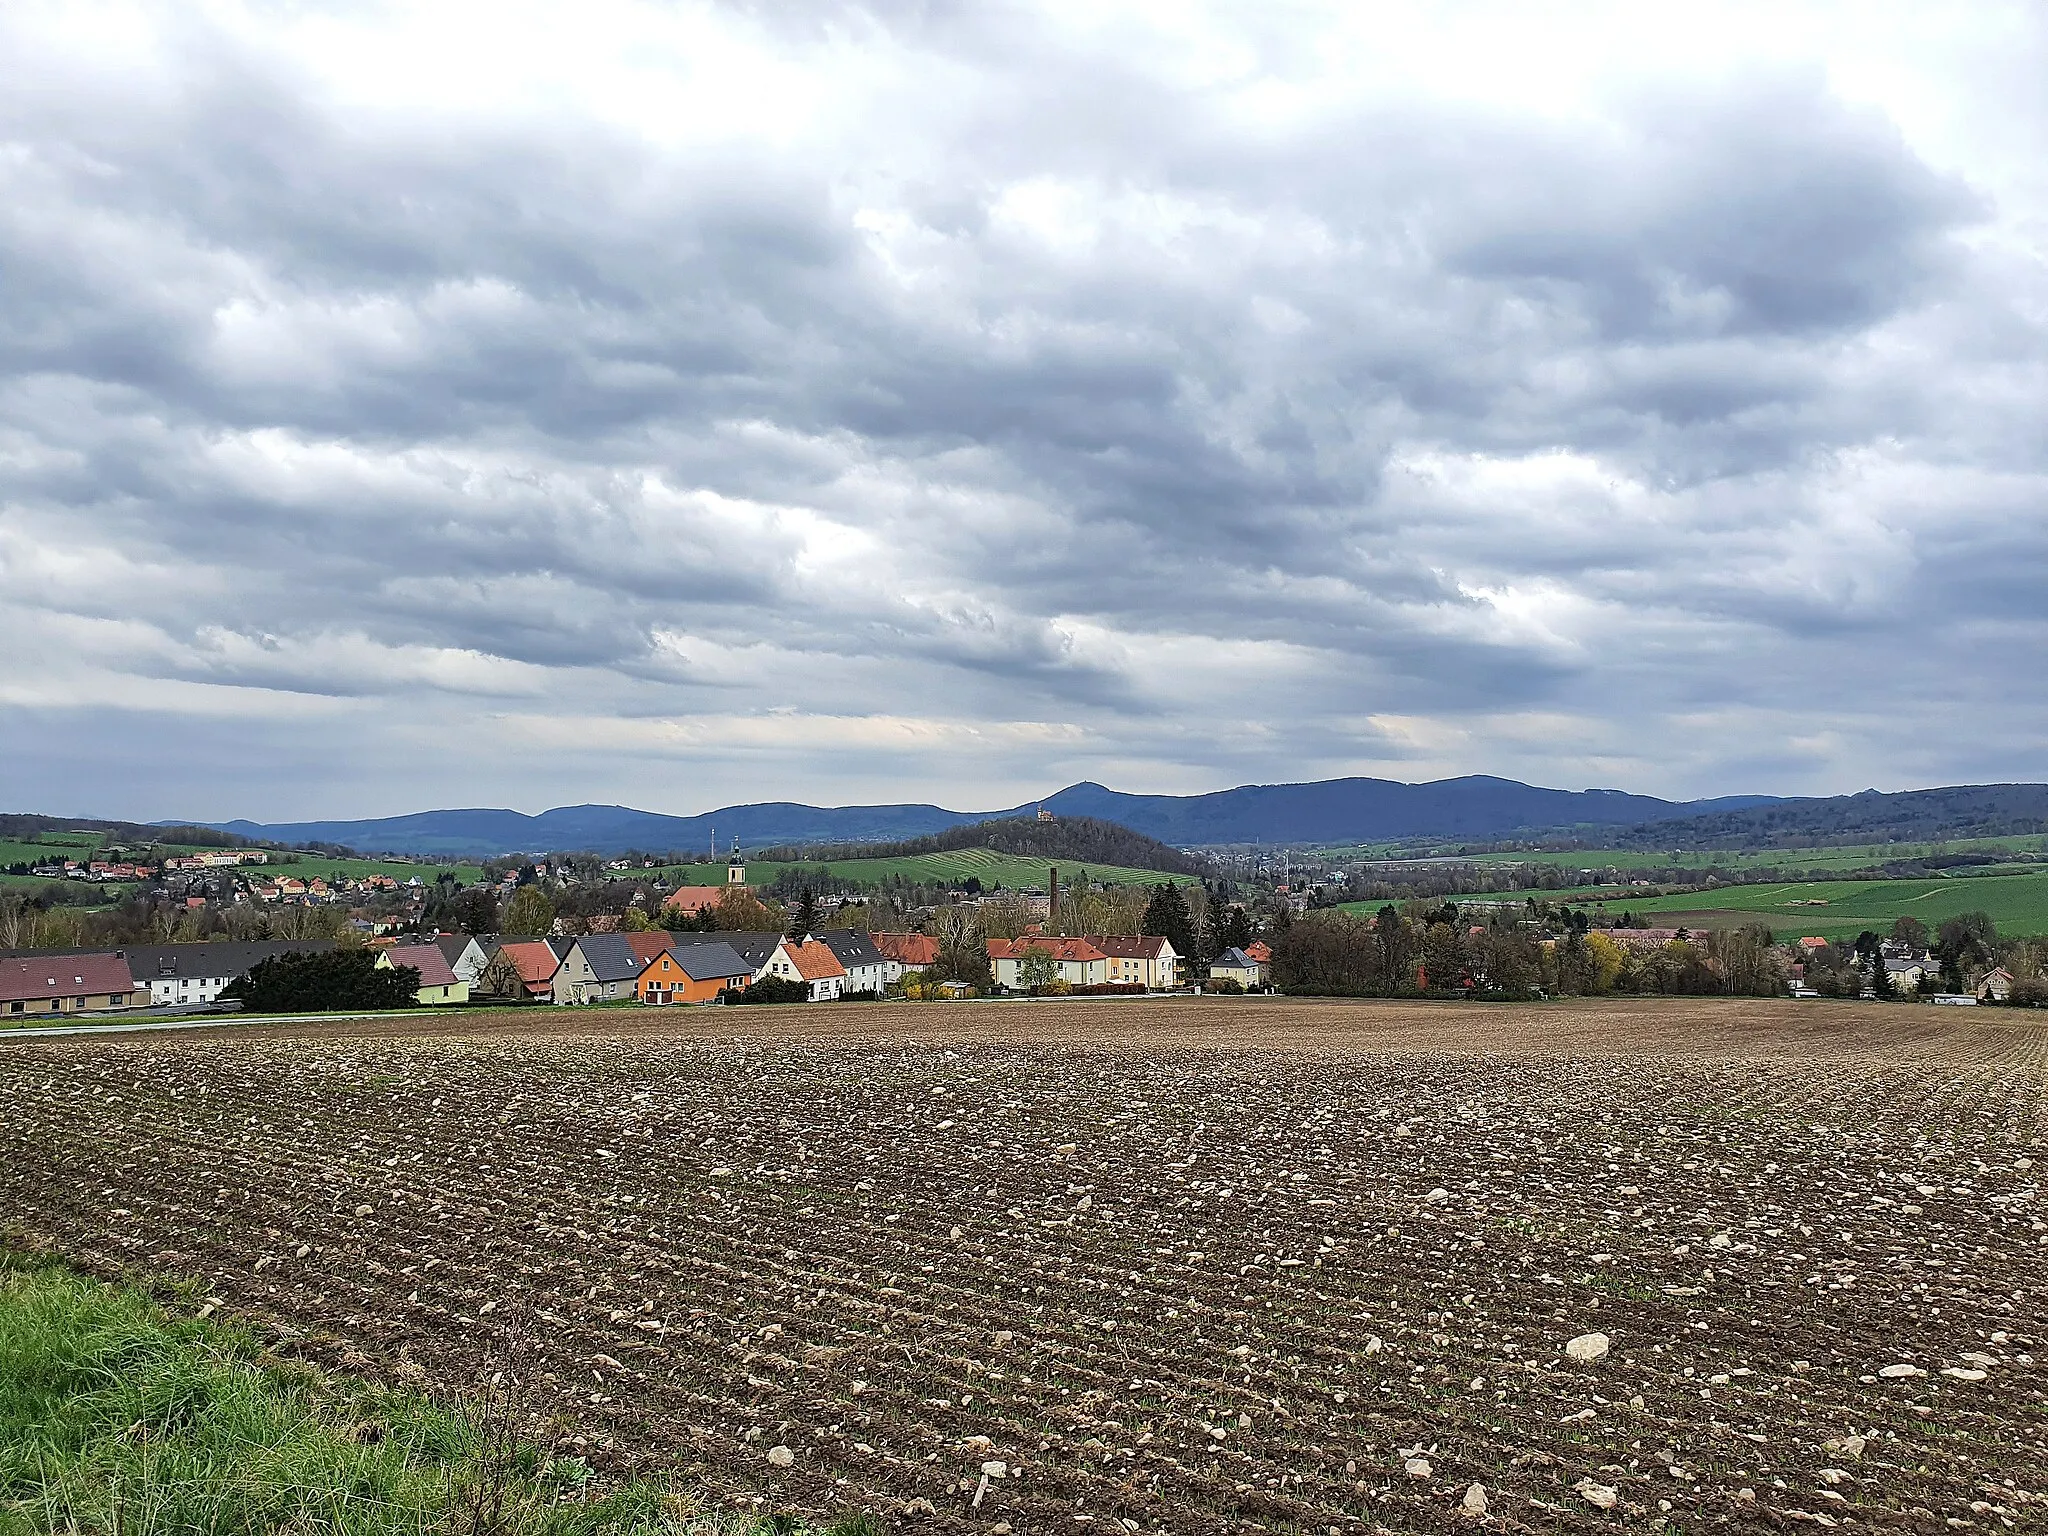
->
[0, 1256, 878, 1535]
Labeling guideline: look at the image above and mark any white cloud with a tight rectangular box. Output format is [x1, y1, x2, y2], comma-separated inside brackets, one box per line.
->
[1, 0, 2044, 819]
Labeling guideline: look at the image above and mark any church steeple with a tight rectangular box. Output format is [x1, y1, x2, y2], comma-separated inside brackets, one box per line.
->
[727, 839, 746, 886]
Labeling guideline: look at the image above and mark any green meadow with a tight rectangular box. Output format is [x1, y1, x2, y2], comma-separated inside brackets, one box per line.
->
[1512, 871, 2048, 940]
[0, 835, 107, 867]
[250, 854, 487, 885]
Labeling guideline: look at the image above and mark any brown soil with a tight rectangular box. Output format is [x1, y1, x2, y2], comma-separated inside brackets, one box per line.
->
[3, 996, 2044, 1533]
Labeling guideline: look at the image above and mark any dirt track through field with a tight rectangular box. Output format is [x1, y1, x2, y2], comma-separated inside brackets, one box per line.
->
[4, 997, 2045, 1533]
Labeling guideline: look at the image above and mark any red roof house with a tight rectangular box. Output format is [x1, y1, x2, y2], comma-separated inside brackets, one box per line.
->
[492, 941, 563, 999]
[0, 953, 141, 1017]
[987, 936, 1109, 988]
[661, 886, 729, 916]
[872, 932, 939, 969]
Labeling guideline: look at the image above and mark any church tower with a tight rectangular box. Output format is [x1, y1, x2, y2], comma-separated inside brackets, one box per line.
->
[727, 840, 747, 886]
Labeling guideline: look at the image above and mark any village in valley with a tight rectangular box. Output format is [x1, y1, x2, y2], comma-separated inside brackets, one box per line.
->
[4, 795, 2042, 1021]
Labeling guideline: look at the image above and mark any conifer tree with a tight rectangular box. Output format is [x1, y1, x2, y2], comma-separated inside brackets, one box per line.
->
[1142, 882, 1197, 964]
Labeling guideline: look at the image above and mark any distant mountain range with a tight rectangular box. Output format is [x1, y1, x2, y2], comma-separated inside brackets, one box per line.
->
[193, 774, 1784, 857]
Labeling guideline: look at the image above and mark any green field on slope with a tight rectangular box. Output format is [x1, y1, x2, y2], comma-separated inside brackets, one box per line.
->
[0, 834, 108, 866]
[247, 853, 487, 884]
[1552, 871, 2048, 940]
[627, 848, 1190, 891]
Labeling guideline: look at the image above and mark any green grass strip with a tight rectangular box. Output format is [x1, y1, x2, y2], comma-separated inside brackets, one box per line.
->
[0, 1257, 880, 1536]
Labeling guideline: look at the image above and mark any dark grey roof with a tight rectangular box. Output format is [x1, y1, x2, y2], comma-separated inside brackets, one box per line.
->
[818, 929, 885, 968]
[1213, 947, 1256, 967]
[691, 931, 784, 969]
[666, 942, 755, 982]
[434, 934, 481, 966]
[572, 932, 644, 984]
[108, 940, 338, 982]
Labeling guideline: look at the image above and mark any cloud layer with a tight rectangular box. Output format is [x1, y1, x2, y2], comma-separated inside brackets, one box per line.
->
[3, 1, 2045, 820]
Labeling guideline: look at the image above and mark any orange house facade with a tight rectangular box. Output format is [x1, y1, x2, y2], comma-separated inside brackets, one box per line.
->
[635, 941, 756, 1005]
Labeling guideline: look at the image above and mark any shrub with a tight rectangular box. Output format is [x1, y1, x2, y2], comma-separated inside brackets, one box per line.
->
[725, 975, 811, 1005]
[1207, 976, 1245, 995]
[221, 951, 418, 1013]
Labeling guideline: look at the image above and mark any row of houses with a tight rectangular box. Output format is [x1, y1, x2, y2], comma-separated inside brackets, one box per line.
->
[451, 928, 897, 1007]
[984, 934, 1185, 989]
[399, 927, 1202, 1006]
[1, 925, 1207, 1019]
[0, 939, 339, 1017]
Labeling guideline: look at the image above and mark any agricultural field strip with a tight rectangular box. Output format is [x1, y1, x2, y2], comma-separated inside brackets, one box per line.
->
[0, 1048, 2031, 1531]
[2, 1016, 2044, 1533]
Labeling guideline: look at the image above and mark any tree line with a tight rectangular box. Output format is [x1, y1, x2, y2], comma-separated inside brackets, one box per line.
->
[1270, 906, 1789, 998]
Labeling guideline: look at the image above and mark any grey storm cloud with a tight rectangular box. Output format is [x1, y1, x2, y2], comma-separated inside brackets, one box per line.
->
[1, 1, 2044, 820]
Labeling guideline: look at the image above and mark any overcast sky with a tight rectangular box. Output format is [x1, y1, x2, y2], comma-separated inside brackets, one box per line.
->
[4, 1, 2044, 823]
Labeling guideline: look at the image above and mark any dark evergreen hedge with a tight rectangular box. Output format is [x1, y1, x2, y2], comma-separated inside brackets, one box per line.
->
[223, 950, 418, 1013]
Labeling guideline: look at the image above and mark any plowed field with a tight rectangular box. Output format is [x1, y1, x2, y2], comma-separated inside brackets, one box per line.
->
[3, 997, 2044, 1533]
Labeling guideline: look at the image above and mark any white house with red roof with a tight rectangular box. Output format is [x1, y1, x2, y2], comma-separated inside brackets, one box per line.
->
[987, 935, 1109, 989]
[765, 937, 846, 1000]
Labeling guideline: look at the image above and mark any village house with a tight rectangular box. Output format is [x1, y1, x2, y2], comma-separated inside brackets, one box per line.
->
[111, 940, 339, 1008]
[1977, 966, 2015, 1002]
[818, 931, 890, 995]
[620, 929, 676, 969]
[0, 953, 143, 1017]
[767, 938, 846, 1000]
[871, 931, 939, 982]
[635, 941, 755, 1004]
[552, 933, 645, 1005]
[660, 885, 730, 918]
[1208, 946, 1266, 990]
[433, 934, 491, 985]
[688, 932, 787, 980]
[376, 943, 470, 1005]
[1884, 956, 1930, 992]
[987, 936, 1108, 989]
[489, 939, 567, 1001]
[1089, 933, 1178, 989]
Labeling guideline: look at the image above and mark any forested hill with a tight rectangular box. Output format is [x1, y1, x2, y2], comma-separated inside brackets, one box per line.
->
[175, 774, 1784, 854]
[758, 816, 1208, 877]
[1622, 784, 2048, 849]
